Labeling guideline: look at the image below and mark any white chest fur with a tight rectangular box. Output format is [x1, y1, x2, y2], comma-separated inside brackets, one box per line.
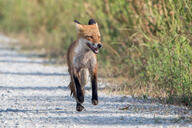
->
[73, 38, 97, 69]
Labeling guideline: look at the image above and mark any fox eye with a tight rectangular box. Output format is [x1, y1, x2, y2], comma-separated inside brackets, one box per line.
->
[85, 36, 93, 39]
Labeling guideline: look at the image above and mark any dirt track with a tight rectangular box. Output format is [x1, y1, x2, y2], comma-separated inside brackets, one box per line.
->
[0, 35, 191, 128]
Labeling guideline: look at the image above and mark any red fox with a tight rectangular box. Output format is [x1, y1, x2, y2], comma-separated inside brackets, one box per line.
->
[67, 19, 102, 111]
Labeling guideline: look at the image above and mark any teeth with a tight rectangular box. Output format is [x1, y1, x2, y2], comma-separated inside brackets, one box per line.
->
[86, 43, 99, 54]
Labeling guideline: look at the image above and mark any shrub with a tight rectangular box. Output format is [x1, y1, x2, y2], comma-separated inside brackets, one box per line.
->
[0, 0, 191, 105]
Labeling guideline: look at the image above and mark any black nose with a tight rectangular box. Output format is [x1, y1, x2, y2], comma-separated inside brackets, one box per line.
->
[97, 44, 103, 48]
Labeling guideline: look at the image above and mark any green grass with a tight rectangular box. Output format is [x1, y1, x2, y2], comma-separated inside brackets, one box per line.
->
[0, 0, 191, 105]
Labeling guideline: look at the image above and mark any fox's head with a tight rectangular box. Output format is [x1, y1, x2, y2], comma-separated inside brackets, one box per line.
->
[74, 19, 102, 54]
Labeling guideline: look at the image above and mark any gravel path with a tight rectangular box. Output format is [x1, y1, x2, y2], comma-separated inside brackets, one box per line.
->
[0, 34, 191, 128]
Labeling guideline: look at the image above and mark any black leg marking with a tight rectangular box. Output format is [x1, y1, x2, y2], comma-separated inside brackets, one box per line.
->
[73, 75, 84, 103]
[91, 74, 98, 105]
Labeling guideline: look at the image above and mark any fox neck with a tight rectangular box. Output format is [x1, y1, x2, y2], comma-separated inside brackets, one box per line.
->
[75, 38, 90, 54]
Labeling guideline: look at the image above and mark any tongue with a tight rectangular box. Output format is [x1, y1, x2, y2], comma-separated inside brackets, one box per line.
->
[94, 48, 99, 54]
[87, 43, 99, 54]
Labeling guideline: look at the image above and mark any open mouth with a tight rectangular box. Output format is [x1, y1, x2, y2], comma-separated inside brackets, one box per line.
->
[87, 43, 99, 54]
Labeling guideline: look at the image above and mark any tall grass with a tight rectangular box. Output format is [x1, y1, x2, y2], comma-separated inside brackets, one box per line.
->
[0, 0, 191, 105]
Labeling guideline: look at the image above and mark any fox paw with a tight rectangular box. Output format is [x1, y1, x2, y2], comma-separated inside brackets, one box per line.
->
[92, 99, 98, 105]
[76, 104, 84, 112]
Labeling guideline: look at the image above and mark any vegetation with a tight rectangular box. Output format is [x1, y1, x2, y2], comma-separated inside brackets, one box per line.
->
[0, 0, 191, 105]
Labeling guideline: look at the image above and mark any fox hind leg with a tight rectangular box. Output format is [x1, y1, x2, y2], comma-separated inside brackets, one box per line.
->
[79, 68, 89, 93]
[68, 81, 76, 97]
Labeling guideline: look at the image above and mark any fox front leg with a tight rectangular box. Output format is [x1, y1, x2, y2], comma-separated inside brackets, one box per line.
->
[73, 73, 84, 111]
[90, 68, 98, 105]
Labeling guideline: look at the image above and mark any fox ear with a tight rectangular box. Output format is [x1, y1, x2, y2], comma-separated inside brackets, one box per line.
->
[88, 19, 96, 25]
[74, 20, 83, 32]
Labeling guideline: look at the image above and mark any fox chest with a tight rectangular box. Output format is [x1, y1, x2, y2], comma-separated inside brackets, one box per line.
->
[73, 52, 96, 70]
